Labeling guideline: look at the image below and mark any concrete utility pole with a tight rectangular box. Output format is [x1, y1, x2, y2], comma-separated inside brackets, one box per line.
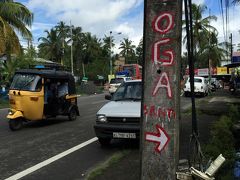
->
[141, 0, 182, 179]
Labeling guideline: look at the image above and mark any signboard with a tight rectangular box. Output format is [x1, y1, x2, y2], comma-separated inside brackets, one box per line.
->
[232, 52, 240, 63]
[217, 67, 227, 75]
[141, 0, 181, 179]
[198, 68, 209, 76]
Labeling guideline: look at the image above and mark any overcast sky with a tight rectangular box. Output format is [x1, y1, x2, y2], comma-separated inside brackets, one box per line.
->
[18, 0, 240, 52]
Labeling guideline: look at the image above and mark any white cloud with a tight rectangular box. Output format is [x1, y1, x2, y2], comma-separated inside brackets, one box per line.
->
[211, 5, 240, 51]
[27, 0, 143, 46]
[31, 22, 55, 32]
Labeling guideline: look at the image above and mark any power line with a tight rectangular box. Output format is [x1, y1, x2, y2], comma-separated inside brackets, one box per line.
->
[219, 0, 226, 43]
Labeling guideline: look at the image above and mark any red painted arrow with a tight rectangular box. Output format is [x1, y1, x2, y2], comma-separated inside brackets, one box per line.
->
[145, 124, 170, 153]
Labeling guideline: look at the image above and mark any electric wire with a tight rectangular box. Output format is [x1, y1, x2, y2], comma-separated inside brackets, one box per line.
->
[219, 0, 226, 43]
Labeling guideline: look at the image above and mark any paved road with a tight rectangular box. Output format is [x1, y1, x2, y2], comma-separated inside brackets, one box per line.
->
[0, 93, 119, 180]
[0, 93, 192, 180]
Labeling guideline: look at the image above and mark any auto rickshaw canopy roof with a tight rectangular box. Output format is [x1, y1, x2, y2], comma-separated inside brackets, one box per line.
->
[14, 68, 76, 95]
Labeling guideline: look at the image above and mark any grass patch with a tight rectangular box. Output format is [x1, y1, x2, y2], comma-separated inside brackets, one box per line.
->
[0, 98, 9, 109]
[86, 150, 131, 180]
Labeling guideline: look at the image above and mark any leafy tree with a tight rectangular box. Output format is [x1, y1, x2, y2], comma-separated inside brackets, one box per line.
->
[183, 3, 218, 68]
[38, 29, 62, 63]
[102, 34, 115, 55]
[55, 21, 70, 65]
[197, 32, 228, 68]
[119, 38, 136, 64]
[237, 43, 240, 52]
[0, 0, 33, 58]
[71, 26, 84, 75]
[82, 32, 101, 64]
[136, 38, 143, 65]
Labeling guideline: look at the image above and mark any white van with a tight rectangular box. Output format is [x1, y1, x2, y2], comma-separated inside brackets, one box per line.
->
[108, 77, 132, 95]
[184, 76, 209, 97]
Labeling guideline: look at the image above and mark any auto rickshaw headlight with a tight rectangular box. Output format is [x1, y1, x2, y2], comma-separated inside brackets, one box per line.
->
[96, 114, 107, 123]
[8, 109, 13, 115]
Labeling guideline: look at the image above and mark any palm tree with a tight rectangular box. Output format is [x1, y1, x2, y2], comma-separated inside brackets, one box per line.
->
[102, 34, 115, 55]
[71, 26, 84, 74]
[198, 32, 228, 68]
[38, 29, 62, 62]
[0, 58, 18, 85]
[183, 4, 217, 53]
[82, 32, 101, 64]
[119, 38, 136, 64]
[237, 43, 240, 52]
[55, 21, 70, 64]
[136, 38, 143, 65]
[0, 0, 33, 57]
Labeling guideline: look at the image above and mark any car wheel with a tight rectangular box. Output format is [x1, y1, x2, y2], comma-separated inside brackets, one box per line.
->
[98, 138, 111, 146]
[68, 108, 77, 121]
[9, 118, 23, 131]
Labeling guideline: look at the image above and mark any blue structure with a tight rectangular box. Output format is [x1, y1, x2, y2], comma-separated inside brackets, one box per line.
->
[232, 52, 240, 64]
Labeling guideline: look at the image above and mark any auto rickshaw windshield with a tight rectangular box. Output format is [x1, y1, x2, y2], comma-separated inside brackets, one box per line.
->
[10, 74, 42, 91]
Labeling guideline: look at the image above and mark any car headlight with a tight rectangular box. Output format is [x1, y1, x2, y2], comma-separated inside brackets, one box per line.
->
[96, 114, 107, 123]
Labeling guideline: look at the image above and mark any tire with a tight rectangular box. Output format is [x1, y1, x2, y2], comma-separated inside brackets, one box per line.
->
[98, 138, 111, 146]
[9, 118, 23, 131]
[68, 108, 77, 121]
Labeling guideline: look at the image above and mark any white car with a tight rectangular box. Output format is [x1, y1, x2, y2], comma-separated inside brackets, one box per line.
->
[94, 80, 141, 146]
[108, 77, 132, 95]
[184, 76, 209, 97]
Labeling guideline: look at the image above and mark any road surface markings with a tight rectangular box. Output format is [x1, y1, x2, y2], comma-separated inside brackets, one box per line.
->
[5, 137, 98, 180]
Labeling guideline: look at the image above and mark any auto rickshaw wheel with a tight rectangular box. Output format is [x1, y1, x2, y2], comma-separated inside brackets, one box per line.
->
[9, 118, 23, 131]
[68, 108, 77, 121]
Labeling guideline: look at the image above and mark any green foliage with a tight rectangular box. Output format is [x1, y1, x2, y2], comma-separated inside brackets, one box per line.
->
[204, 105, 240, 179]
[229, 105, 240, 123]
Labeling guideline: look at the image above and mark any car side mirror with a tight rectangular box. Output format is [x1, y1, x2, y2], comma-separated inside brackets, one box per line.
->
[105, 94, 112, 100]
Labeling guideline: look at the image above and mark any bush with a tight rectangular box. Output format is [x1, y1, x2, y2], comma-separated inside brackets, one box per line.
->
[203, 105, 240, 179]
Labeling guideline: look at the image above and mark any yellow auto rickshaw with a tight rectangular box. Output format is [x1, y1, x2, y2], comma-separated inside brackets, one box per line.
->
[7, 65, 79, 130]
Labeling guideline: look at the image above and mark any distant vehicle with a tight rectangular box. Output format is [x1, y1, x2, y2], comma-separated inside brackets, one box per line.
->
[7, 66, 79, 131]
[120, 64, 142, 80]
[108, 77, 131, 95]
[208, 78, 221, 91]
[184, 76, 209, 97]
[94, 80, 142, 146]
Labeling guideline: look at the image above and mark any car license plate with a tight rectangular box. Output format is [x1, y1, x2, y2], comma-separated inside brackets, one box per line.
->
[113, 132, 136, 139]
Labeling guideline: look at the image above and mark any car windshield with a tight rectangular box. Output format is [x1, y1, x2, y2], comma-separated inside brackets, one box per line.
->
[112, 81, 142, 101]
[10, 74, 42, 91]
[110, 78, 124, 84]
[194, 78, 202, 83]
